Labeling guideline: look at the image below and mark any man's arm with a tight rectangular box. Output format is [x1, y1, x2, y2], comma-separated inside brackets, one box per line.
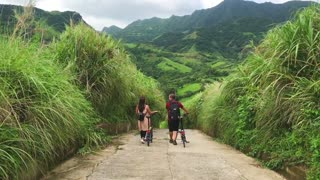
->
[182, 107, 189, 114]
[179, 102, 189, 114]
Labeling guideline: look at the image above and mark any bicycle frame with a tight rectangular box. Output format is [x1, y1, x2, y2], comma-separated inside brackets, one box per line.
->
[179, 115, 187, 148]
[145, 115, 153, 146]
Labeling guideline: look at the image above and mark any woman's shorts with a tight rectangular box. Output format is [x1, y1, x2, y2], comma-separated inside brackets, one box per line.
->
[168, 120, 179, 132]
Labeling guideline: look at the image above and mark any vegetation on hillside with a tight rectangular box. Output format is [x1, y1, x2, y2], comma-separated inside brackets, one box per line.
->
[104, 0, 312, 43]
[190, 6, 320, 179]
[0, 4, 84, 41]
[127, 44, 232, 96]
[109, 1, 313, 98]
[51, 23, 165, 127]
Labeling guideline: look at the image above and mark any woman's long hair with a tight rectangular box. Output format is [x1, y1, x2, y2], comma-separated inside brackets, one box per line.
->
[138, 96, 146, 112]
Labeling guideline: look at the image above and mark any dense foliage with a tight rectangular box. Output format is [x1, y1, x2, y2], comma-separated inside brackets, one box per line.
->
[190, 6, 320, 179]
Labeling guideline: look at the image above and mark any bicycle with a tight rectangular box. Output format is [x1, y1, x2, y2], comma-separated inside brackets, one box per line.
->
[145, 112, 158, 146]
[179, 114, 189, 148]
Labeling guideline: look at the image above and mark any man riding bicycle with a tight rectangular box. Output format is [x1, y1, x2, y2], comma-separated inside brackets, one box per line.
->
[166, 94, 189, 145]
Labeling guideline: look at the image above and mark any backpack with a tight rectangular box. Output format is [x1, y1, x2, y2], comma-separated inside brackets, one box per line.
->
[169, 101, 180, 121]
[138, 112, 145, 121]
[137, 105, 145, 121]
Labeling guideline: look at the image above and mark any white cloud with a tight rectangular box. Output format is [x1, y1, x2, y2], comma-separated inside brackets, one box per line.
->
[1, 0, 206, 30]
[201, 0, 223, 9]
[36, 0, 67, 11]
[1, 0, 317, 30]
[83, 15, 127, 30]
[60, 0, 203, 22]
[2, 0, 29, 5]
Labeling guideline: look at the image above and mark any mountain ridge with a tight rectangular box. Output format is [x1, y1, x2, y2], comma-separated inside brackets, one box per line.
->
[102, 25, 122, 35]
[0, 4, 87, 33]
[103, 0, 314, 43]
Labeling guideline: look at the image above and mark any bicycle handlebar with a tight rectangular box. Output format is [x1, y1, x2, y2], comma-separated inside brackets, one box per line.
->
[179, 113, 189, 119]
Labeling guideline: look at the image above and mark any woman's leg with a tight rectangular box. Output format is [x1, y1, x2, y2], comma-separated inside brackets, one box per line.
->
[138, 120, 141, 131]
[138, 121, 144, 140]
[141, 130, 146, 139]
[141, 117, 148, 131]
[140, 117, 149, 142]
[140, 131, 144, 139]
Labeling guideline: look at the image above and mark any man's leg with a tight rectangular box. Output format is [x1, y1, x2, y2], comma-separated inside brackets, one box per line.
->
[172, 120, 179, 145]
[172, 131, 178, 140]
[172, 131, 178, 145]
[168, 120, 174, 143]
[169, 131, 173, 143]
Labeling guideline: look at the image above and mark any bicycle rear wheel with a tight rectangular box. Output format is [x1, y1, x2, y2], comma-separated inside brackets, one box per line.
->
[146, 132, 150, 146]
[183, 136, 186, 148]
[181, 134, 186, 148]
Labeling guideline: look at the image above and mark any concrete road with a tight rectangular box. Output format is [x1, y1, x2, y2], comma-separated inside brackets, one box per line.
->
[86, 129, 285, 180]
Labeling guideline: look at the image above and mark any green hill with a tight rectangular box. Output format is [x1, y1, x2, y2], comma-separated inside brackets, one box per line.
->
[103, 0, 315, 97]
[102, 25, 122, 36]
[0, 4, 85, 36]
[157, 57, 192, 73]
[126, 43, 232, 96]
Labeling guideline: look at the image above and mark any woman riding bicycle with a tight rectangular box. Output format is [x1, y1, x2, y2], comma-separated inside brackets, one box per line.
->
[136, 96, 158, 143]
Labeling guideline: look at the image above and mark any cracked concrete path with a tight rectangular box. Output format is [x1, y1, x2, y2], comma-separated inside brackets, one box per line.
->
[42, 129, 285, 180]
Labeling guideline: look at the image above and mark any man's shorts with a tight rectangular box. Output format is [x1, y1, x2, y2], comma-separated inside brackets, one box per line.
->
[168, 120, 179, 132]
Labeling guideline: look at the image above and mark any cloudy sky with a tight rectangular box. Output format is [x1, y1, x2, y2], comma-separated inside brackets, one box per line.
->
[1, 0, 314, 30]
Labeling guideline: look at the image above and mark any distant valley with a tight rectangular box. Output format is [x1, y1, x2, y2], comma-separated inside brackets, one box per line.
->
[103, 0, 313, 98]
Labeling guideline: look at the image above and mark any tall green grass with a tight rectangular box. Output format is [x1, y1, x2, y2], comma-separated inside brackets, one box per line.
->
[51, 23, 165, 126]
[191, 5, 320, 179]
[0, 37, 105, 179]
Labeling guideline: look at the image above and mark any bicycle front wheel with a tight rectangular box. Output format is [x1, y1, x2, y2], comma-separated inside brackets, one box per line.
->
[181, 135, 186, 148]
[146, 132, 150, 146]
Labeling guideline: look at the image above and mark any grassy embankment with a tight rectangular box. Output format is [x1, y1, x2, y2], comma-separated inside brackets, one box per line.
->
[189, 6, 320, 179]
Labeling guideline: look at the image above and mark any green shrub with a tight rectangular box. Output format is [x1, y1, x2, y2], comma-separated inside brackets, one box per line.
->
[159, 120, 168, 129]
